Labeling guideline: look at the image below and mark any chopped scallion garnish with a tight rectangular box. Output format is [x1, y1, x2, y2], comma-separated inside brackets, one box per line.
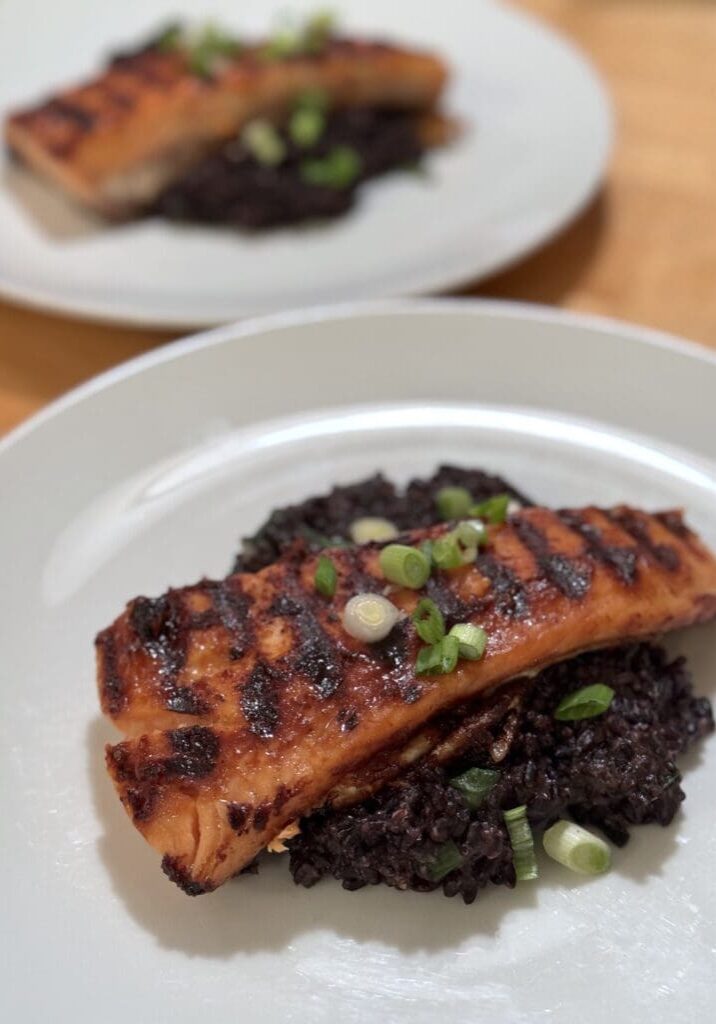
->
[419, 539, 434, 564]
[296, 87, 330, 111]
[314, 554, 337, 597]
[187, 22, 242, 76]
[379, 544, 430, 589]
[242, 119, 286, 166]
[349, 516, 398, 544]
[468, 493, 511, 524]
[503, 805, 538, 881]
[431, 522, 483, 570]
[415, 635, 459, 676]
[543, 820, 611, 875]
[155, 21, 242, 75]
[303, 9, 336, 53]
[454, 520, 486, 550]
[298, 525, 351, 549]
[554, 683, 615, 721]
[342, 593, 400, 643]
[431, 534, 463, 570]
[156, 23, 183, 52]
[412, 598, 445, 645]
[261, 26, 301, 60]
[262, 10, 336, 60]
[289, 106, 326, 147]
[427, 839, 463, 881]
[449, 767, 499, 809]
[448, 623, 487, 661]
[435, 486, 473, 520]
[301, 145, 361, 188]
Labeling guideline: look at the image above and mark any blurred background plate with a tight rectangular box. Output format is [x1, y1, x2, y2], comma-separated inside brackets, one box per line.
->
[1, 300, 714, 1023]
[0, 0, 611, 327]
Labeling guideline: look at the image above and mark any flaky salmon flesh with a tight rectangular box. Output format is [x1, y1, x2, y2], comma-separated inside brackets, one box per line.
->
[5, 37, 448, 216]
[97, 505, 716, 894]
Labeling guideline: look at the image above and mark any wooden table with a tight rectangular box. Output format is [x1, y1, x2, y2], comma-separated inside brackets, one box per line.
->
[2, 0, 715, 436]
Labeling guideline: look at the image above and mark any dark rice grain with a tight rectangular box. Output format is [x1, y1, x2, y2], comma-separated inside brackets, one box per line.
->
[288, 644, 713, 902]
[234, 464, 531, 572]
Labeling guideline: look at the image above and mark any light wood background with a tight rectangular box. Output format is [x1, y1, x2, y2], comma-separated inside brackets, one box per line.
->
[1, 0, 715, 436]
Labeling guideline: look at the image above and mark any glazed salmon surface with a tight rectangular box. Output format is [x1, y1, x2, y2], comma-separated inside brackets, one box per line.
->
[98, 506, 716, 894]
[6, 38, 447, 215]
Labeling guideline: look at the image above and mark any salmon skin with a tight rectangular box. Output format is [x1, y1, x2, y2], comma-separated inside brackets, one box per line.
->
[97, 505, 716, 894]
[5, 35, 448, 216]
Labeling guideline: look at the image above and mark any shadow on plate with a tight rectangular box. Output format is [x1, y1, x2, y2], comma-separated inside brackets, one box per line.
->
[87, 700, 698, 960]
[471, 190, 608, 306]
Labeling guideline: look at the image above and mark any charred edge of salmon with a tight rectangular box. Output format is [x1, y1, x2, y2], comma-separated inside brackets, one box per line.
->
[95, 627, 125, 715]
[162, 855, 216, 896]
[106, 725, 221, 824]
[96, 577, 254, 720]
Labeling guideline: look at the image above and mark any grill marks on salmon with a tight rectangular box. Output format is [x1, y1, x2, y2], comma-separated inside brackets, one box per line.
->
[97, 506, 716, 893]
[5, 38, 448, 215]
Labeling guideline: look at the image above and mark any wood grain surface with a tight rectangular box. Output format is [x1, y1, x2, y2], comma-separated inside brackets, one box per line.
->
[1, 0, 715, 436]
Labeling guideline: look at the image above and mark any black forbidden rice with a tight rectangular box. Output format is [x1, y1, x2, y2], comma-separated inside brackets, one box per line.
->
[233, 466, 713, 901]
[153, 108, 426, 231]
[289, 644, 713, 902]
[234, 464, 532, 572]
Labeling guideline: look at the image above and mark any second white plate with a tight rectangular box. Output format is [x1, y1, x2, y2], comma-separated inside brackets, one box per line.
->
[0, 0, 611, 326]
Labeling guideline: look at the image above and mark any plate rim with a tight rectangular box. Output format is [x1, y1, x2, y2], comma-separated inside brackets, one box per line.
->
[3, 296, 715, 458]
[0, 2, 613, 328]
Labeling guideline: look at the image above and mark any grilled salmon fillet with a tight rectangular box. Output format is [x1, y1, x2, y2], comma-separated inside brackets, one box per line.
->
[6, 37, 448, 216]
[98, 505, 716, 894]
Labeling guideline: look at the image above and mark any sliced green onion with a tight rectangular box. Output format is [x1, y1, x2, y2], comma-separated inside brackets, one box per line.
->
[261, 26, 302, 60]
[242, 119, 286, 166]
[342, 593, 400, 643]
[427, 839, 463, 881]
[289, 105, 326, 147]
[379, 544, 430, 589]
[301, 145, 361, 189]
[187, 22, 242, 76]
[468, 493, 511, 524]
[296, 87, 330, 112]
[156, 23, 183, 52]
[262, 10, 335, 61]
[303, 9, 336, 53]
[503, 805, 538, 881]
[296, 525, 351, 549]
[431, 534, 463, 570]
[449, 767, 499, 809]
[448, 623, 487, 661]
[454, 520, 486, 551]
[419, 539, 434, 564]
[554, 683, 615, 721]
[431, 523, 482, 570]
[349, 516, 398, 545]
[415, 635, 460, 676]
[314, 554, 337, 597]
[543, 820, 611, 875]
[435, 486, 472, 520]
[412, 598, 445, 645]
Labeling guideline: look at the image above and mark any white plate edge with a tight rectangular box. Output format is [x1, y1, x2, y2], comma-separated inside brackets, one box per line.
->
[3, 296, 716, 461]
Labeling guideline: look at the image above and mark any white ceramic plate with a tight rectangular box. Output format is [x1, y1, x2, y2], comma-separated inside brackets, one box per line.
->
[0, 0, 611, 327]
[2, 301, 715, 1023]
